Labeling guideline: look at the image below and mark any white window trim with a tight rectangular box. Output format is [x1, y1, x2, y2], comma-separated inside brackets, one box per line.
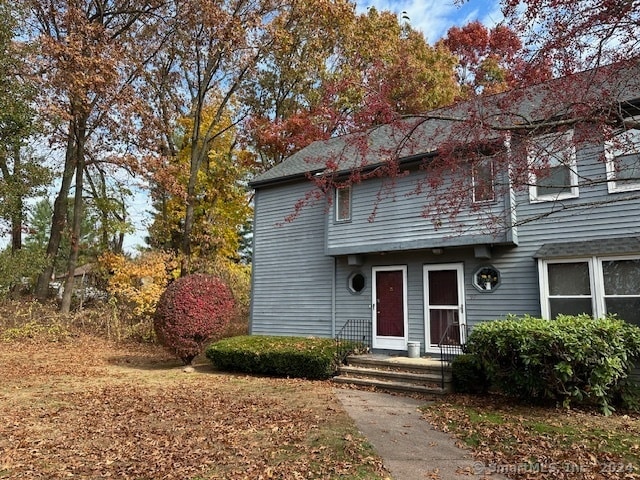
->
[538, 255, 640, 320]
[528, 130, 579, 203]
[335, 185, 351, 222]
[538, 258, 596, 319]
[604, 124, 640, 193]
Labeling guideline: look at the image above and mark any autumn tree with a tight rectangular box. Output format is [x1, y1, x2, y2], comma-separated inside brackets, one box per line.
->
[439, 20, 550, 97]
[244, 5, 459, 171]
[25, 0, 168, 311]
[144, 0, 283, 276]
[0, 0, 50, 252]
[148, 104, 252, 262]
[500, 0, 640, 73]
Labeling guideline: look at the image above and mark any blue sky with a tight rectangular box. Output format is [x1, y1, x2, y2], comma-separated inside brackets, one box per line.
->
[356, 0, 502, 43]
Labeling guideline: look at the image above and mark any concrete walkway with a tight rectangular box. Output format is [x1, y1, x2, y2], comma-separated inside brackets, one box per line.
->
[334, 388, 508, 480]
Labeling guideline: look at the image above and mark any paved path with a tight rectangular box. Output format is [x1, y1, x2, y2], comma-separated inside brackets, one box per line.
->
[334, 388, 508, 480]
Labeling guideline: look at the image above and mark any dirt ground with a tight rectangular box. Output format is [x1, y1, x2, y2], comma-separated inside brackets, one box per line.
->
[0, 334, 388, 480]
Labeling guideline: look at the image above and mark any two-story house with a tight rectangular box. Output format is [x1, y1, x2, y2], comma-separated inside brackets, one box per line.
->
[248, 60, 640, 356]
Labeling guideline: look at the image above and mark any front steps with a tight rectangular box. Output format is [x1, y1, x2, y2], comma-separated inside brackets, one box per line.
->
[333, 354, 452, 395]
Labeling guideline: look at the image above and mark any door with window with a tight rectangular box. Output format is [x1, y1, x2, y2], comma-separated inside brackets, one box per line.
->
[423, 263, 466, 352]
[372, 266, 408, 350]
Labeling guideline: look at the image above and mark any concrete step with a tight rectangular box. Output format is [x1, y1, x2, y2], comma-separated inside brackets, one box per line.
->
[333, 355, 453, 394]
[345, 355, 451, 375]
[332, 375, 449, 395]
[338, 365, 447, 386]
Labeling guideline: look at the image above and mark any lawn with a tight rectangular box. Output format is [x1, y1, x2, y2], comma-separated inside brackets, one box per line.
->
[0, 331, 389, 479]
[422, 394, 640, 480]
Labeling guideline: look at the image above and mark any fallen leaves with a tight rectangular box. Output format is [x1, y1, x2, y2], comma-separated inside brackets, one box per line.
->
[421, 395, 640, 480]
[0, 334, 388, 479]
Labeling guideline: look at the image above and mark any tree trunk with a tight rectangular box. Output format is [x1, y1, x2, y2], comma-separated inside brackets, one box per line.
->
[10, 144, 22, 252]
[61, 120, 86, 313]
[34, 120, 77, 300]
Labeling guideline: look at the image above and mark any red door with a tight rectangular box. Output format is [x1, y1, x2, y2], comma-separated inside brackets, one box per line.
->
[373, 267, 407, 349]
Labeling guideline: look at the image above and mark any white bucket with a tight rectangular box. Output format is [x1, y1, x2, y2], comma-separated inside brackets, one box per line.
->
[407, 341, 421, 358]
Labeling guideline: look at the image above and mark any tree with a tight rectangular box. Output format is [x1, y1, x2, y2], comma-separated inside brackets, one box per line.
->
[25, 0, 168, 310]
[0, 0, 50, 251]
[245, 5, 460, 170]
[500, 0, 640, 73]
[144, 0, 283, 276]
[439, 20, 550, 96]
[148, 104, 252, 262]
[25, 198, 105, 276]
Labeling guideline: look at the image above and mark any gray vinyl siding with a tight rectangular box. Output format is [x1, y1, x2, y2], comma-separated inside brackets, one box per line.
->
[326, 170, 514, 255]
[250, 181, 334, 337]
[251, 130, 640, 346]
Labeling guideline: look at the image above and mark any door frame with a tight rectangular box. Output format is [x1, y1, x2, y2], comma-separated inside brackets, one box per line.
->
[423, 263, 466, 354]
[372, 265, 408, 350]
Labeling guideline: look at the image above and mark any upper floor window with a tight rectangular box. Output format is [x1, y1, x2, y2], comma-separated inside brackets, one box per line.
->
[528, 130, 578, 203]
[605, 122, 640, 193]
[335, 185, 351, 222]
[472, 157, 495, 203]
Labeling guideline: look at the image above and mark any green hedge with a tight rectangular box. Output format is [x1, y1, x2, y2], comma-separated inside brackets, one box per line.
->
[206, 335, 340, 380]
[465, 314, 640, 414]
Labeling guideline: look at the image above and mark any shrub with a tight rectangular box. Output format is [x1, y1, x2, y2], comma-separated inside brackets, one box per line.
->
[465, 314, 640, 414]
[451, 353, 488, 394]
[98, 251, 179, 319]
[154, 274, 235, 365]
[206, 335, 339, 380]
[0, 247, 49, 297]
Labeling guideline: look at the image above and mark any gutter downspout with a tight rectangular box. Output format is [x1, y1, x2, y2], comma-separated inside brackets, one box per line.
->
[331, 257, 336, 338]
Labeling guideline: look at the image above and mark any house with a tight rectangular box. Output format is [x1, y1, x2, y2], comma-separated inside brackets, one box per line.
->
[248, 61, 640, 357]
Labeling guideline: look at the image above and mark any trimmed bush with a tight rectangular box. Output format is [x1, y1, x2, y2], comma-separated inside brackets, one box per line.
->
[154, 274, 235, 365]
[206, 335, 339, 380]
[451, 353, 488, 394]
[465, 314, 640, 414]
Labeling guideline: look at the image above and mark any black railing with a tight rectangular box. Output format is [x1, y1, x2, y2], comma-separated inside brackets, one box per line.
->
[335, 318, 371, 363]
[438, 323, 469, 389]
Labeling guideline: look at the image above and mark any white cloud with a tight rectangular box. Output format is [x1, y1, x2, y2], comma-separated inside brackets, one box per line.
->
[355, 0, 502, 43]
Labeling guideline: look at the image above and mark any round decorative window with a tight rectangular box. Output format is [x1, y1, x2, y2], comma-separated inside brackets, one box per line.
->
[348, 272, 366, 294]
[473, 265, 500, 292]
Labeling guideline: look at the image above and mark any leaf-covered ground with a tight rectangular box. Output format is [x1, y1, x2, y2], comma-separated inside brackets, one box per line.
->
[0, 334, 388, 479]
[422, 394, 640, 480]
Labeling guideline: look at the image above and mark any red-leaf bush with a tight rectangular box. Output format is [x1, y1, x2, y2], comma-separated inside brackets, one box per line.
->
[154, 274, 235, 365]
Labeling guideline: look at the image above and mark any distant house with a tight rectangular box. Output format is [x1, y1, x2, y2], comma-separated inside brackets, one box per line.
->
[249, 61, 640, 356]
[53, 263, 105, 304]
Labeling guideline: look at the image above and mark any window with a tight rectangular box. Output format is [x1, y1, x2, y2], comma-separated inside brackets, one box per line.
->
[605, 124, 640, 193]
[348, 272, 366, 294]
[528, 131, 578, 202]
[472, 157, 495, 203]
[335, 185, 351, 222]
[539, 257, 640, 325]
[472, 265, 501, 292]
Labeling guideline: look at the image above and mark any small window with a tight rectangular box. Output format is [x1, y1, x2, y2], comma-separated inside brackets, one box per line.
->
[472, 265, 500, 292]
[335, 185, 351, 222]
[472, 157, 495, 203]
[528, 131, 578, 202]
[605, 124, 640, 193]
[348, 272, 366, 294]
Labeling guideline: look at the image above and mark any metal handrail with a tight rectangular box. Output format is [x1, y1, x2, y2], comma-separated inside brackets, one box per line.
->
[335, 318, 371, 364]
[438, 322, 468, 389]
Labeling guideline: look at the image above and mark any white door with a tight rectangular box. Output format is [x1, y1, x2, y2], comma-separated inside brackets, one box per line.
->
[372, 266, 408, 350]
[423, 263, 466, 353]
